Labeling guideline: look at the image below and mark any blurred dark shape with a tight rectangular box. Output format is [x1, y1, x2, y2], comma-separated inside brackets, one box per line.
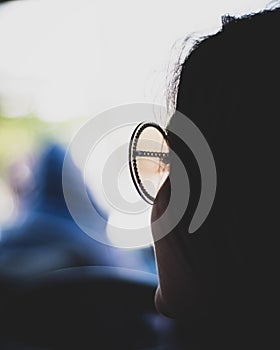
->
[0, 143, 111, 277]
[0, 0, 15, 5]
[0, 142, 170, 349]
[0, 143, 156, 277]
[0, 266, 179, 350]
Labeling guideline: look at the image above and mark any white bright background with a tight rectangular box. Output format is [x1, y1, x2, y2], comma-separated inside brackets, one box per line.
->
[0, 0, 272, 121]
[0, 0, 273, 247]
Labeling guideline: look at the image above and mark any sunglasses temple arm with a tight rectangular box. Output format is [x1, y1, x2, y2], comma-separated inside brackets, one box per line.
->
[133, 150, 169, 161]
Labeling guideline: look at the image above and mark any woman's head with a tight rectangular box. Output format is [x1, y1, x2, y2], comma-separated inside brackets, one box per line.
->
[152, 7, 280, 303]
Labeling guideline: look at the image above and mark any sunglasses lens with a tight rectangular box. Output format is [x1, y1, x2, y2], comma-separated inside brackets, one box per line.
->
[129, 123, 170, 204]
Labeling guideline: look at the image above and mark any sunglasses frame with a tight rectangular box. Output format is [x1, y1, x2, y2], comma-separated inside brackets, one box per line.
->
[129, 121, 169, 205]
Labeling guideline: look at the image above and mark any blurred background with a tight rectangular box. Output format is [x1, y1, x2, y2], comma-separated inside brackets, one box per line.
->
[0, 0, 273, 349]
[0, 0, 271, 243]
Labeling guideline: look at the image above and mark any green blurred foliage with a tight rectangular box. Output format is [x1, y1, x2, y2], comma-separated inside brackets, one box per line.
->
[0, 115, 44, 173]
[0, 114, 79, 176]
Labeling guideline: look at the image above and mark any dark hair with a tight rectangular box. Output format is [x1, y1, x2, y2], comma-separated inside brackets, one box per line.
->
[167, 6, 280, 315]
[166, 2, 280, 118]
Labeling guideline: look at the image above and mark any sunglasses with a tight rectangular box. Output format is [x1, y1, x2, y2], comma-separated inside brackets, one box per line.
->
[129, 122, 170, 204]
